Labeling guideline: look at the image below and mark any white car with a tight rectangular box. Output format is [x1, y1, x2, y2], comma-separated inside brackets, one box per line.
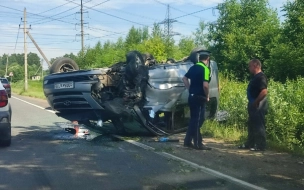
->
[43, 48, 219, 135]
[0, 81, 12, 146]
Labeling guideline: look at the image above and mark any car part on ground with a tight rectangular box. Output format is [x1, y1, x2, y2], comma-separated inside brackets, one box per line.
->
[43, 48, 220, 136]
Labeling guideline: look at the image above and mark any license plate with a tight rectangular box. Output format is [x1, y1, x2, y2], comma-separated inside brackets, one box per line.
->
[54, 81, 74, 89]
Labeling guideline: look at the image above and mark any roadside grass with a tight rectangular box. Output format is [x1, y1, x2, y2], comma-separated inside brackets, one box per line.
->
[11, 80, 45, 99]
[201, 75, 304, 156]
[202, 120, 246, 143]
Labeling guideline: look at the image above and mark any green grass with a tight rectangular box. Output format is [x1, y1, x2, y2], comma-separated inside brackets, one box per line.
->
[201, 75, 304, 155]
[11, 80, 45, 99]
[202, 120, 246, 143]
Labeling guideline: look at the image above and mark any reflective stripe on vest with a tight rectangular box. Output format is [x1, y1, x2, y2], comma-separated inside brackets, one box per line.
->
[196, 62, 210, 81]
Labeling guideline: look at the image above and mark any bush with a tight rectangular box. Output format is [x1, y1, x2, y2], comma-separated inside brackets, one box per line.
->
[203, 75, 304, 153]
[266, 78, 304, 150]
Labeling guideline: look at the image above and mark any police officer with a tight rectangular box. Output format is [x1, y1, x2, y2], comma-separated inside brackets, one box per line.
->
[182, 51, 212, 150]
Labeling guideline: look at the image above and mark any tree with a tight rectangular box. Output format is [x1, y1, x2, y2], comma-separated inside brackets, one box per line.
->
[151, 23, 163, 38]
[208, 0, 280, 80]
[7, 63, 23, 82]
[178, 36, 195, 59]
[193, 20, 210, 48]
[27, 52, 40, 66]
[143, 37, 166, 62]
[125, 26, 146, 51]
[63, 53, 78, 61]
[265, 0, 304, 82]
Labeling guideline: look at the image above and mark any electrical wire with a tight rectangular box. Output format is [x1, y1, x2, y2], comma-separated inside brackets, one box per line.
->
[37, 1, 72, 14]
[33, 13, 76, 25]
[173, 6, 217, 20]
[65, 0, 149, 27]
[30, 6, 78, 24]
[153, 0, 201, 19]
[88, 26, 126, 35]
[13, 20, 22, 54]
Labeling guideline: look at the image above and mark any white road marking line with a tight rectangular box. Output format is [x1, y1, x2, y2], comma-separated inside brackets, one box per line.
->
[113, 135, 267, 190]
[12, 96, 56, 114]
[12, 96, 267, 190]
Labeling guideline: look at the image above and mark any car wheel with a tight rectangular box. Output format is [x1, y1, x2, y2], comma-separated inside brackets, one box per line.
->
[0, 129, 11, 147]
[0, 139, 11, 147]
[125, 51, 145, 80]
[49, 57, 79, 74]
[8, 94, 11, 98]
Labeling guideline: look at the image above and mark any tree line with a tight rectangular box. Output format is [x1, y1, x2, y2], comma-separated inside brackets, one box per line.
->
[2, 0, 303, 83]
[0, 53, 42, 82]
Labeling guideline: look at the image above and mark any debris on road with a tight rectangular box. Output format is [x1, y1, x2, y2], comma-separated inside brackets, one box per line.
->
[56, 122, 93, 139]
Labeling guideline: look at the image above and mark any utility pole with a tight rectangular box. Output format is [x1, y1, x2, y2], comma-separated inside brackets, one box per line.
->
[76, 0, 88, 54]
[5, 55, 8, 77]
[81, 0, 84, 52]
[24, 8, 28, 91]
[26, 31, 51, 67]
[41, 58, 43, 79]
[158, 4, 180, 58]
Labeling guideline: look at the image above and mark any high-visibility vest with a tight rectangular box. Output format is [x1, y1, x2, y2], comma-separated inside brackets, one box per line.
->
[196, 62, 210, 82]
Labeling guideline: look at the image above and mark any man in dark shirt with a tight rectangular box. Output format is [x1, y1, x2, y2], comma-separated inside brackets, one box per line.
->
[182, 52, 212, 150]
[239, 59, 268, 151]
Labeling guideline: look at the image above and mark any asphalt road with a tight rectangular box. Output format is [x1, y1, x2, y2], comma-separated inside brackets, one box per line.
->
[0, 96, 263, 190]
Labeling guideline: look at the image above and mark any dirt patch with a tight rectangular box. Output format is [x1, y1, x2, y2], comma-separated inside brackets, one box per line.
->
[140, 134, 304, 190]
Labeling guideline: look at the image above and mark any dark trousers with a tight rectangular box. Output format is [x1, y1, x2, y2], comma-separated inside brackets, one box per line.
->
[184, 96, 206, 147]
[246, 98, 268, 149]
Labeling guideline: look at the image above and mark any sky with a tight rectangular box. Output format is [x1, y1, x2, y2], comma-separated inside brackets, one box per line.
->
[0, 0, 290, 69]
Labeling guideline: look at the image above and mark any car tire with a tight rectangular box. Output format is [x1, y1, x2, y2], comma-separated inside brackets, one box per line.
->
[125, 51, 145, 80]
[8, 94, 11, 98]
[0, 129, 11, 147]
[0, 139, 11, 147]
[49, 57, 79, 74]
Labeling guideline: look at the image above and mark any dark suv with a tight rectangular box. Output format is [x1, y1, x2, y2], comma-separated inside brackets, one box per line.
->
[0, 78, 11, 98]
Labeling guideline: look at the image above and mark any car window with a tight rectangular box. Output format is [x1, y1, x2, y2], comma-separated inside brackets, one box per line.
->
[0, 79, 9, 84]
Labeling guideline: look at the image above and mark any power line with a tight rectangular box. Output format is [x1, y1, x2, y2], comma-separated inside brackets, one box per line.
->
[30, 6, 78, 24]
[14, 19, 22, 54]
[66, 0, 149, 27]
[173, 6, 217, 20]
[88, 26, 126, 35]
[153, 0, 201, 19]
[33, 13, 76, 25]
[0, 5, 75, 25]
[31, 0, 94, 24]
[108, 7, 158, 22]
[37, 1, 72, 14]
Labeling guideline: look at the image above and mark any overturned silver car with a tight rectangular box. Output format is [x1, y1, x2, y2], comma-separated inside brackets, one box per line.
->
[43, 48, 220, 135]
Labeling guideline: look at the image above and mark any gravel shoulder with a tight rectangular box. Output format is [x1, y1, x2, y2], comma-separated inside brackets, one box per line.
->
[141, 134, 304, 190]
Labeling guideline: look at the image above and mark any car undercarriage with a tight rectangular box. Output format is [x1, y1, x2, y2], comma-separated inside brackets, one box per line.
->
[43, 48, 219, 136]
